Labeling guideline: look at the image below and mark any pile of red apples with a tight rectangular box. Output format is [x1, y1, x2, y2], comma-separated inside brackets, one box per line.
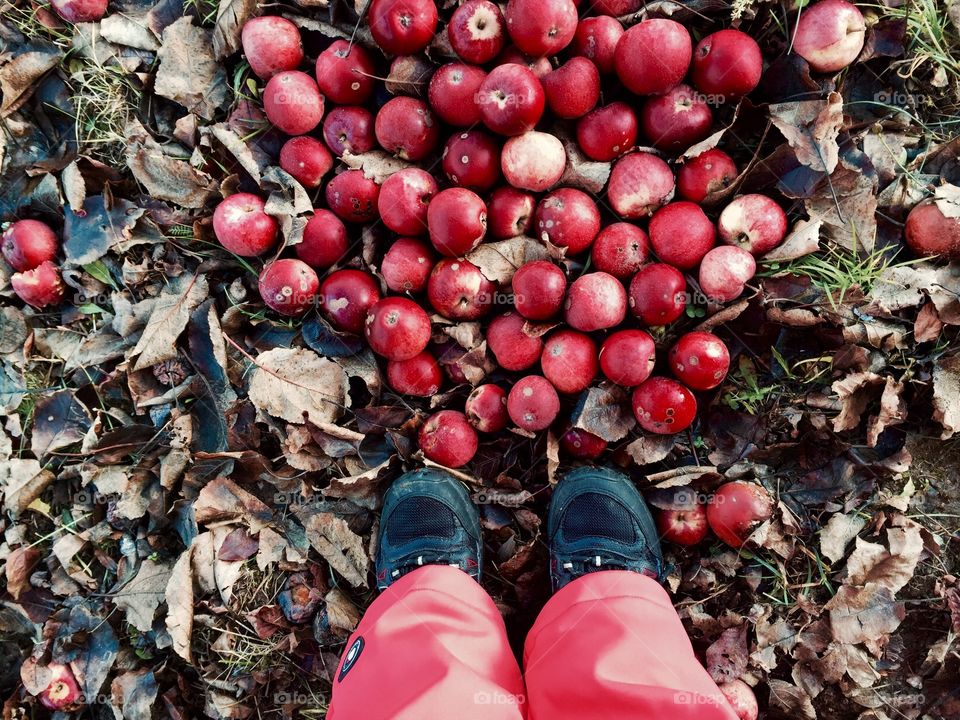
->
[209, 0, 884, 477]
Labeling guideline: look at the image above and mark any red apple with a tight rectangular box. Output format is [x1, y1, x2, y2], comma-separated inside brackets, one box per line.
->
[37, 663, 82, 711]
[560, 425, 608, 459]
[297, 209, 348, 269]
[375, 96, 439, 161]
[259, 259, 320, 316]
[428, 63, 488, 127]
[442, 130, 502, 192]
[365, 296, 432, 360]
[542, 57, 601, 119]
[504, 0, 578, 58]
[242, 17, 304, 80]
[325, 170, 380, 224]
[379, 168, 437, 236]
[631, 376, 697, 434]
[649, 201, 716, 270]
[534, 188, 601, 255]
[614, 19, 692, 96]
[576, 102, 638, 161]
[608, 152, 676, 219]
[599, 329, 656, 387]
[699, 245, 756, 303]
[793, 0, 866, 73]
[507, 375, 560, 431]
[315, 39, 376, 104]
[905, 198, 960, 260]
[565, 272, 627, 332]
[512, 260, 567, 320]
[572, 16, 624, 74]
[213, 193, 278, 256]
[11, 261, 64, 309]
[707, 481, 774, 547]
[449, 0, 507, 64]
[427, 258, 495, 320]
[466, 383, 509, 432]
[691, 29, 763, 99]
[382, 237, 436, 292]
[263, 71, 324, 135]
[669, 331, 730, 391]
[369, 0, 439, 55]
[49, 0, 107, 22]
[280, 136, 333, 189]
[321, 269, 381, 334]
[477, 64, 545, 137]
[501, 131, 566, 192]
[419, 410, 478, 467]
[2, 219, 58, 271]
[388, 351, 443, 396]
[322, 106, 376, 157]
[719, 680, 759, 720]
[677, 149, 738, 203]
[718, 194, 789, 255]
[488, 187, 536, 238]
[464, 384, 510, 433]
[591, 223, 649, 279]
[428, 188, 488, 257]
[640, 84, 714, 151]
[541, 329, 599, 394]
[656, 496, 709, 546]
[629, 263, 687, 326]
[487, 311, 544, 370]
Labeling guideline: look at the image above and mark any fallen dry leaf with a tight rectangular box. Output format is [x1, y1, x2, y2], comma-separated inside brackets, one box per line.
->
[248, 347, 348, 425]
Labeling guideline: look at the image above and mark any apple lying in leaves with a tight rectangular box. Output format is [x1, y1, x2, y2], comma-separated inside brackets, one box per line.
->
[559, 424, 608, 459]
[11, 260, 65, 309]
[50, 0, 107, 22]
[707, 481, 774, 547]
[2, 219, 58, 271]
[466, 383, 509, 432]
[213, 193, 279, 257]
[905, 197, 960, 260]
[793, 0, 866, 73]
[419, 410, 478, 467]
[38, 662, 82, 711]
[656, 496, 709, 546]
[718, 194, 788, 255]
[258, 259, 320, 316]
[242, 16, 304, 80]
[699, 246, 756, 303]
[719, 679, 759, 720]
[508, 375, 560, 431]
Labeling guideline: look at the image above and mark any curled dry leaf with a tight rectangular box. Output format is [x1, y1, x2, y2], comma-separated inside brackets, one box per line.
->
[571, 382, 636, 442]
[248, 348, 348, 426]
[819, 513, 866, 564]
[761, 218, 822, 263]
[706, 624, 750, 684]
[299, 511, 370, 587]
[113, 558, 175, 632]
[831, 371, 885, 432]
[825, 582, 905, 646]
[932, 353, 960, 439]
[155, 18, 230, 121]
[125, 120, 218, 209]
[467, 236, 550, 284]
[132, 274, 209, 370]
[770, 92, 844, 174]
[341, 150, 413, 184]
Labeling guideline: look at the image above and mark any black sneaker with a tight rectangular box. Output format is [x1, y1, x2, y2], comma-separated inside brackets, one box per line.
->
[375, 468, 482, 590]
[547, 467, 664, 592]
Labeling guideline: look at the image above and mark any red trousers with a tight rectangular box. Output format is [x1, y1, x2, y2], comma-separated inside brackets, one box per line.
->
[329, 566, 737, 719]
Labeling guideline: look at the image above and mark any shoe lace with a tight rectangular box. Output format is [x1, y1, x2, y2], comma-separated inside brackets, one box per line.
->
[555, 551, 663, 581]
[386, 551, 468, 583]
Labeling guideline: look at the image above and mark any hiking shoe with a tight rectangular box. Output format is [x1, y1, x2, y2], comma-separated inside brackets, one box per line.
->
[375, 468, 482, 590]
[547, 467, 664, 592]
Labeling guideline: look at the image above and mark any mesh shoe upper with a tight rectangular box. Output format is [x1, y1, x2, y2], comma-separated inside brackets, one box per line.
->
[375, 469, 482, 590]
[548, 467, 664, 592]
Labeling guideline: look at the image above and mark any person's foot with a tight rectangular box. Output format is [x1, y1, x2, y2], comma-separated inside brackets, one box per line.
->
[547, 467, 664, 592]
[375, 468, 482, 590]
